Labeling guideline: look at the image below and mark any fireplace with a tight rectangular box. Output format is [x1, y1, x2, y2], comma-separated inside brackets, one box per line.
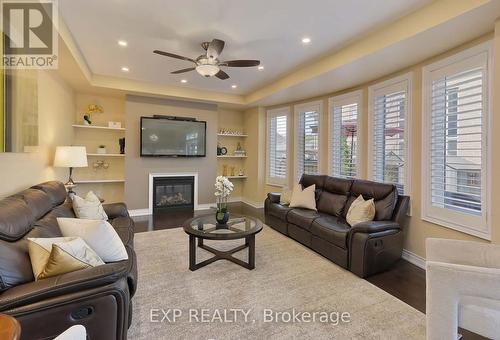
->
[152, 176, 195, 212]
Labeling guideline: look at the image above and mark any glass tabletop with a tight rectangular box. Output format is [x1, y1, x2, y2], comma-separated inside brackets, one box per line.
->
[183, 214, 263, 239]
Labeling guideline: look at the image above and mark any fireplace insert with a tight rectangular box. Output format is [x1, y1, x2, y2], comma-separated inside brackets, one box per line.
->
[153, 176, 194, 212]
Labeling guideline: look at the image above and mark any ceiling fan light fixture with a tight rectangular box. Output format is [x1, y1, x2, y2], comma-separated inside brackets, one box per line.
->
[196, 64, 220, 77]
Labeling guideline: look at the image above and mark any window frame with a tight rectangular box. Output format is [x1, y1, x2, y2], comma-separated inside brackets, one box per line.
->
[294, 100, 323, 182]
[328, 90, 363, 179]
[266, 106, 291, 187]
[421, 41, 492, 240]
[367, 72, 413, 196]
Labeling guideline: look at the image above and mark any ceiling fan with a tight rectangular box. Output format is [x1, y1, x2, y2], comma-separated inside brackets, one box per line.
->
[153, 39, 260, 80]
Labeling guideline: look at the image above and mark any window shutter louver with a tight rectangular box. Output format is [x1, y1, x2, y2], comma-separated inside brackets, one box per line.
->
[295, 103, 321, 181]
[371, 86, 408, 194]
[266, 108, 289, 185]
[430, 67, 483, 215]
[329, 93, 361, 179]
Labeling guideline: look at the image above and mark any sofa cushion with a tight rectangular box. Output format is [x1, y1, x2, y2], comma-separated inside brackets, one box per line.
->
[299, 174, 326, 191]
[31, 181, 67, 207]
[317, 192, 348, 217]
[0, 239, 34, 291]
[311, 216, 350, 249]
[287, 208, 322, 231]
[267, 202, 292, 221]
[344, 180, 398, 221]
[14, 189, 53, 220]
[0, 197, 35, 242]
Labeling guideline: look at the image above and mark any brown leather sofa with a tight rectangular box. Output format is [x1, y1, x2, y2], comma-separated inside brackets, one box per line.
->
[0, 181, 137, 340]
[265, 174, 410, 278]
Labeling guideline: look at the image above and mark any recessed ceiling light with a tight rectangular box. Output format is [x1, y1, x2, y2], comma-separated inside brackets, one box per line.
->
[231, 84, 237, 89]
[258, 65, 264, 70]
[118, 40, 128, 47]
[121, 67, 129, 72]
[180, 79, 187, 83]
[301, 37, 311, 44]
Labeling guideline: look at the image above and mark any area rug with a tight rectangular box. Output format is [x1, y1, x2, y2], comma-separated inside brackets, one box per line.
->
[128, 226, 425, 339]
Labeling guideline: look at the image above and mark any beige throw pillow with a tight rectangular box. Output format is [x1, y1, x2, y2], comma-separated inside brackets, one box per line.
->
[28, 237, 104, 280]
[72, 191, 108, 220]
[289, 184, 317, 211]
[346, 195, 376, 227]
[280, 187, 293, 205]
[57, 218, 128, 262]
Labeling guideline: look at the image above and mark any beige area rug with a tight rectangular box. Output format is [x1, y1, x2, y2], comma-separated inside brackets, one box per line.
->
[128, 226, 425, 339]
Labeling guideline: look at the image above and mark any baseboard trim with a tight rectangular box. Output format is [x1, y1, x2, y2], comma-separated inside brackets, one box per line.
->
[128, 209, 149, 217]
[402, 249, 426, 270]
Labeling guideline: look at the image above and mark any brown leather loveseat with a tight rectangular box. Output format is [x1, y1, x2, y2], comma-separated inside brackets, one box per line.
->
[265, 174, 409, 277]
[0, 181, 137, 340]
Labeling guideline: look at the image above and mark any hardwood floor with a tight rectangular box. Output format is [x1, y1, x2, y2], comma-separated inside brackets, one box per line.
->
[132, 202, 486, 340]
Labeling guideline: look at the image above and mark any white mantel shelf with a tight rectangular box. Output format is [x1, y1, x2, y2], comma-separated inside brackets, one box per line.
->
[217, 155, 247, 158]
[74, 179, 125, 184]
[225, 176, 247, 179]
[87, 153, 125, 157]
[72, 124, 125, 131]
[217, 134, 248, 137]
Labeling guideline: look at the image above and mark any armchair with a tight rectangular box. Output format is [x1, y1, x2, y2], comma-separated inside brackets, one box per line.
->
[426, 238, 500, 340]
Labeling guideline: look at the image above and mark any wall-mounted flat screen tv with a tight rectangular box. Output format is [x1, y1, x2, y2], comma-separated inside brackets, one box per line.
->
[140, 116, 206, 157]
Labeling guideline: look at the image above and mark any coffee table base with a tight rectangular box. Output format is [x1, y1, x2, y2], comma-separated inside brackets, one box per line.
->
[189, 235, 255, 271]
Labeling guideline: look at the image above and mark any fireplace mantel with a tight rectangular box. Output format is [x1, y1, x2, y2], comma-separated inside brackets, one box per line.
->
[148, 173, 199, 214]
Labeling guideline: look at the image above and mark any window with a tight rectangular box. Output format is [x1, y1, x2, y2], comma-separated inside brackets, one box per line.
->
[422, 42, 491, 239]
[368, 73, 412, 194]
[329, 91, 362, 179]
[294, 101, 322, 181]
[266, 107, 290, 185]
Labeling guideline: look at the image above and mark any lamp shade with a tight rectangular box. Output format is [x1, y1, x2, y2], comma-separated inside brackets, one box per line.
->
[54, 146, 88, 168]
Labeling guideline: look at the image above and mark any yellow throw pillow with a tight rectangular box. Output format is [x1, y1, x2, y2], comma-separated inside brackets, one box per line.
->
[346, 195, 376, 227]
[289, 184, 317, 211]
[28, 237, 104, 281]
[279, 187, 293, 205]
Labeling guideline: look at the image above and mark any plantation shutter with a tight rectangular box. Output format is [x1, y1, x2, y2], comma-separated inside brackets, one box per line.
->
[296, 104, 321, 181]
[430, 67, 484, 215]
[372, 83, 408, 194]
[330, 101, 359, 178]
[267, 109, 289, 185]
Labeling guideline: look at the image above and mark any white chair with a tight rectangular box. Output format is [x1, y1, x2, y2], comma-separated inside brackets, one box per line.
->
[426, 238, 500, 340]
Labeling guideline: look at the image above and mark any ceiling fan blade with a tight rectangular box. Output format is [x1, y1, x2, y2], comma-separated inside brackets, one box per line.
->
[206, 39, 225, 59]
[221, 60, 260, 67]
[215, 70, 230, 80]
[171, 67, 195, 74]
[153, 50, 196, 63]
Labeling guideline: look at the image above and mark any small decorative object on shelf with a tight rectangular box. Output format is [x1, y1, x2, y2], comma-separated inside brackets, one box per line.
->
[238, 168, 245, 176]
[230, 166, 236, 177]
[119, 138, 125, 154]
[97, 145, 106, 154]
[83, 115, 92, 125]
[214, 176, 234, 226]
[222, 164, 228, 176]
[83, 104, 103, 125]
[218, 128, 244, 136]
[108, 121, 122, 128]
[233, 142, 247, 156]
[93, 160, 109, 169]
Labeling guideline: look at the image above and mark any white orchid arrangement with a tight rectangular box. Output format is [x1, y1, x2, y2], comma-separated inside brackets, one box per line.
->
[215, 176, 234, 212]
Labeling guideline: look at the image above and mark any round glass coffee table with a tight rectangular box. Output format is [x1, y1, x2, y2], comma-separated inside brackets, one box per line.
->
[183, 214, 263, 271]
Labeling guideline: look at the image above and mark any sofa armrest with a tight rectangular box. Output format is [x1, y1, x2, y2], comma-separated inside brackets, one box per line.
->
[392, 195, 410, 226]
[426, 238, 500, 269]
[349, 220, 400, 235]
[103, 203, 129, 219]
[0, 262, 128, 311]
[267, 193, 281, 204]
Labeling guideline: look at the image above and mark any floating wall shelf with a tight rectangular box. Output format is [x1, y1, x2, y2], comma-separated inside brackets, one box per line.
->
[74, 179, 125, 184]
[86, 153, 125, 157]
[72, 124, 125, 131]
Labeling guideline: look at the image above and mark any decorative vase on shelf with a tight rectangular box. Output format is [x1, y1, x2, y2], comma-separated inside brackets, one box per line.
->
[97, 146, 106, 154]
[214, 176, 234, 226]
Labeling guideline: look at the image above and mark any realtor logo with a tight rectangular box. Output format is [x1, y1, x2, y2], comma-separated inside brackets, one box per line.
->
[1, 0, 58, 69]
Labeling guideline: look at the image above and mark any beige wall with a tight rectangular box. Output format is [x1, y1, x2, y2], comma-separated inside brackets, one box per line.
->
[248, 32, 497, 258]
[0, 70, 75, 197]
[124, 96, 218, 209]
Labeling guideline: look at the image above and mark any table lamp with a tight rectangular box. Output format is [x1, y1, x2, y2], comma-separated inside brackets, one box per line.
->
[54, 146, 88, 195]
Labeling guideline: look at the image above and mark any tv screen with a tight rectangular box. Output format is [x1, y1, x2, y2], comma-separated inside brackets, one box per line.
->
[140, 117, 206, 157]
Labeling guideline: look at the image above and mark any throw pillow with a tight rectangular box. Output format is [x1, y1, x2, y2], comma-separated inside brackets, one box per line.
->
[289, 184, 317, 211]
[57, 218, 129, 262]
[346, 195, 376, 227]
[280, 187, 293, 205]
[28, 237, 104, 280]
[72, 191, 108, 220]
